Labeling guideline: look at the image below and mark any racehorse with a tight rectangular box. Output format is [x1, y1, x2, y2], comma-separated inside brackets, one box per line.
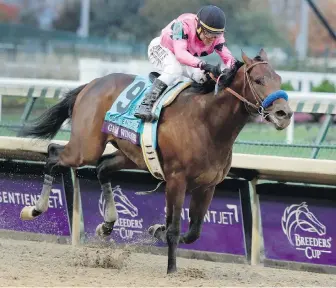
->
[19, 49, 293, 274]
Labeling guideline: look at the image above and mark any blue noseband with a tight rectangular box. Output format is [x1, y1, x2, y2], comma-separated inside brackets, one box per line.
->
[262, 90, 288, 109]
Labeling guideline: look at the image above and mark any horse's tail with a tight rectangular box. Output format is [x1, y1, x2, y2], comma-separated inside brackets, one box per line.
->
[20, 84, 87, 139]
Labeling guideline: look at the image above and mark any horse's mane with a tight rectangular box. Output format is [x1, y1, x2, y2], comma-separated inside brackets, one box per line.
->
[190, 58, 245, 94]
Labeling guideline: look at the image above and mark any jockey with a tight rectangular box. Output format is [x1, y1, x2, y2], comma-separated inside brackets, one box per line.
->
[134, 5, 236, 122]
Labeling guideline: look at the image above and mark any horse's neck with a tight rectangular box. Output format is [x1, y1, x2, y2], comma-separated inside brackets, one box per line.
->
[204, 86, 250, 148]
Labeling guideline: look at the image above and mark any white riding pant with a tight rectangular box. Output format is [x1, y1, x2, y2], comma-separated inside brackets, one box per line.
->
[147, 37, 207, 86]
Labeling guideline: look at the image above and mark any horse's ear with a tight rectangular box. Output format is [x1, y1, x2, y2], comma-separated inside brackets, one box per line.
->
[258, 48, 269, 61]
[241, 50, 252, 66]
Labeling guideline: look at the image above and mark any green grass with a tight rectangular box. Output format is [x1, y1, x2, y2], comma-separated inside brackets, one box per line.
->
[237, 122, 336, 143]
[235, 122, 336, 160]
[233, 143, 336, 160]
[0, 125, 70, 140]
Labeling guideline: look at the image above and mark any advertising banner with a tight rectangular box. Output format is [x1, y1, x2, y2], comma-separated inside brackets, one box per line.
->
[80, 178, 247, 256]
[0, 173, 70, 236]
[260, 193, 336, 266]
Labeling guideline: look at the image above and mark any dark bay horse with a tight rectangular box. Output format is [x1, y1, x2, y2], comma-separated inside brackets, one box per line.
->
[19, 49, 293, 274]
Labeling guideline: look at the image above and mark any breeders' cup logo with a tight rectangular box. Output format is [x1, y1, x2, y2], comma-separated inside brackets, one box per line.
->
[99, 185, 143, 240]
[281, 202, 332, 259]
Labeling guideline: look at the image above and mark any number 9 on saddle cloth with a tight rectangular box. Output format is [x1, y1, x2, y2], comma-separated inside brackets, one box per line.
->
[102, 72, 192, 147]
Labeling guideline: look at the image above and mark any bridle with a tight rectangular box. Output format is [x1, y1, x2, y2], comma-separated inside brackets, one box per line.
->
[214, 61, 287, 118]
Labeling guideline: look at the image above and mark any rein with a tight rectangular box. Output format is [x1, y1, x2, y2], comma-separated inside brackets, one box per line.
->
[229, 61, 267, 117]
[225, 87, 259, 110]
[214, 61, 287, 118]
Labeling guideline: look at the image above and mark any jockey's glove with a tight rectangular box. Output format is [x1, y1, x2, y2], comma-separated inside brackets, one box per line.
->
[198, 62, 221, 77]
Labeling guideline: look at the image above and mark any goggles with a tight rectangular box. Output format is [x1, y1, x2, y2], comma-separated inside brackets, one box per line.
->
[201, 28, 221, 39]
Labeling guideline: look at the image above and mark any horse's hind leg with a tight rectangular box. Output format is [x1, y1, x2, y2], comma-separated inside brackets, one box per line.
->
[95, 150, 139, 238]
[179, 186, 215, 244]
[20, 143, 65, 220]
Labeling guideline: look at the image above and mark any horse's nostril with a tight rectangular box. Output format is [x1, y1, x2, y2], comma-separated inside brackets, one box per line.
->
[275, 110, 286, 118]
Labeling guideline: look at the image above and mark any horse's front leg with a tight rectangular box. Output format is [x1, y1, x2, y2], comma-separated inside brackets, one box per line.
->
[179, 185, 215, 244]
[162, 173, 187, 274]
[95, 151, 139, 237]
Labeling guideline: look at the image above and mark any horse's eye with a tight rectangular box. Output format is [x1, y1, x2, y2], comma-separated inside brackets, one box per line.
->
[255, 78, 264, 85]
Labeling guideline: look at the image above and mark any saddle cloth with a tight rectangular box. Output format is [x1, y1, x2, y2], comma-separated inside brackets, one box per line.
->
[102, 74, 191, 180]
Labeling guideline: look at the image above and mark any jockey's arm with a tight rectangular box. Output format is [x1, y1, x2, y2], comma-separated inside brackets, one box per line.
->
[173, 40, 202, 67]
[171, 21, 202, 68]
[174, 40, 221, 77]
[215, 43, 235, 68]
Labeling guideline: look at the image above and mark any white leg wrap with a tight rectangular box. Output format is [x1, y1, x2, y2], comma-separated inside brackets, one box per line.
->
[35, 174, 53, 213]
[102, 183, 118, 223]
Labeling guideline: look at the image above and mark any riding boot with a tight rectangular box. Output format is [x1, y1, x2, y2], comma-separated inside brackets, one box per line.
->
[134, 78, 168, 122]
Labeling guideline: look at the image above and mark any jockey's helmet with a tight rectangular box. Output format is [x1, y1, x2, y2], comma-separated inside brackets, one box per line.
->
[196, 5, 226, 36]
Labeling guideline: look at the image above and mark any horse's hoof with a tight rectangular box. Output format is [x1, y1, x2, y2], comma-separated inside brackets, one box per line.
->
[167, 267, 177, 274]
[96, 223, 107, 238]
[148, 224, 166, 242]
[95, 223, 113, 238]
[20, 206, 37, 220]
[148, 224, 165, 236]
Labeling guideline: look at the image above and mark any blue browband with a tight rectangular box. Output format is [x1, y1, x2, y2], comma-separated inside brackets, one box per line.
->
[262, 90, 288, 109]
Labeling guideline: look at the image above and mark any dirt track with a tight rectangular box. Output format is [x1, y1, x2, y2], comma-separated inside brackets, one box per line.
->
[1, 238, 336, 287]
